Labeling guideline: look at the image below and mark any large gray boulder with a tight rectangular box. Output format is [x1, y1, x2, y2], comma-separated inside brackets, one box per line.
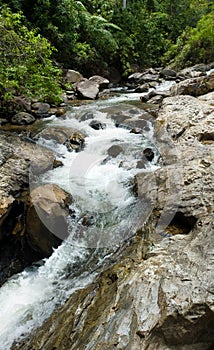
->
[65, 69, 83, 84]
[89, 75, 109, 90]
[76, 79, 99, 100]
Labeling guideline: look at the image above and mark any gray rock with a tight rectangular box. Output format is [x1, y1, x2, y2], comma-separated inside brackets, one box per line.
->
[160, 68, 177, 79]
[170, 73, 214, 97]
[11, 112, 35, 125]
[135, 83, 149, 92]
[128, 72, 145, 84]
[65, 69, 83, 84]
[31, 102, 51, 117]
[107, 145, 123, 158]
[147, 95, 163, 104]
[76, 80, 99, 100]
[89, 75, 109, 90]
[89, 120, 106, 130]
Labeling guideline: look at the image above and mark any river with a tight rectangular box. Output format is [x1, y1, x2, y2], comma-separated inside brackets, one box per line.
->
[0, 83, 173, 349]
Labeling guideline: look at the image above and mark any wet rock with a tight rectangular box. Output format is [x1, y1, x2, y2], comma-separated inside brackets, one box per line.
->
[130, 127, 142, 134]
[26, 184, 71, 256]
[76, 80, 99, 100]
[89, 75, 109, 90]
[80, 112, 95, 122]
[89, 120, 106, 130]
[11, 112, 35, 125]
[136, 159, 146, 169]
[66, 90, 76, 100]
[143, 148, 154, 161]
[107, 145, 123, 158]
[37, 127, 86, 153]
[63, 131, 85, 152]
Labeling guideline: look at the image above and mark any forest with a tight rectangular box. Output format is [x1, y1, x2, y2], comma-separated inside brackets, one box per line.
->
[0, 0, 213, 104]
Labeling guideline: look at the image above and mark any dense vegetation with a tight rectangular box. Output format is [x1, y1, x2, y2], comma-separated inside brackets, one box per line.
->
[0, 0, 213, 104]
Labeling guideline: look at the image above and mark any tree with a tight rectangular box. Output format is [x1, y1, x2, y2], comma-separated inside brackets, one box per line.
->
[0, 7, 62, 104]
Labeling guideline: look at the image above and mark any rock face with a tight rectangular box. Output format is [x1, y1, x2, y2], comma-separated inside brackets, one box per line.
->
[14, 94, 214, 349]
[0, 132, 71, 285]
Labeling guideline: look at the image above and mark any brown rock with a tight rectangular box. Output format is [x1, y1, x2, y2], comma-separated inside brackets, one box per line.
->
[26, 184, 72, 256]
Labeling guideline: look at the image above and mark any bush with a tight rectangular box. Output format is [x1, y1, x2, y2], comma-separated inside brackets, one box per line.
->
[0, 7, 63, 105]
[164, 12, 214, 69]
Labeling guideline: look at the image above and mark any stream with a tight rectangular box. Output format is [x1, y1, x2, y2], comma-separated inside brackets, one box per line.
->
[0, 83, 173, 349]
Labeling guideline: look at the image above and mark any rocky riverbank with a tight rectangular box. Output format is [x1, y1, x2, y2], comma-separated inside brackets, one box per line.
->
[0, 63, 213, 349]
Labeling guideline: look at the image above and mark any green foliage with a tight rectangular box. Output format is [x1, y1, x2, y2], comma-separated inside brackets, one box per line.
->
[0, 7, 62, 104]
[164, 11, 214, 69]
[0, 0, 213, 82]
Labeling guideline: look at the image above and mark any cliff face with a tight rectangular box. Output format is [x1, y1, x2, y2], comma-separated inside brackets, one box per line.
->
[13, 92, 214, 350]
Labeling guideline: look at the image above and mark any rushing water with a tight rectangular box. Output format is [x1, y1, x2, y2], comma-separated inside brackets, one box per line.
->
[0, 87, 168, 349]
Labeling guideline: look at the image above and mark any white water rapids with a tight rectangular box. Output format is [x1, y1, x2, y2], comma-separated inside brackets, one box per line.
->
[0, 87, 170, 349]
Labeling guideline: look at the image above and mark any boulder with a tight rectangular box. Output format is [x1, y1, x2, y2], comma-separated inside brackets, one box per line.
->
[11, 112, 35, 125]
[128, 72, 145, 84]
[63, 131, 85, 152]
[89, 120, 106, 130]
[170, 73, 214, 97]
[76, 80, 99, 100]
[26, 184, 72, 256]
[143, 148, 154, 161]
[135, 83, 149, 92]
[140, 73, 159, 82]
[80, 112, 96, 122]
[107, 145, 123, 158]
[140, 90, 157, 102]
[128, 72, 159, 85]
[31, 102, 51, 118]
[160, 68, 177, 79]
[147, 95, 163, 104]
[37, 127, 86, 152]
[89, 75, 110, 90]
[37, 126, 77, 144]
[65, 69, 83, 84]
[177, 63, 214, 79]
[0, 132, 58, 285]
